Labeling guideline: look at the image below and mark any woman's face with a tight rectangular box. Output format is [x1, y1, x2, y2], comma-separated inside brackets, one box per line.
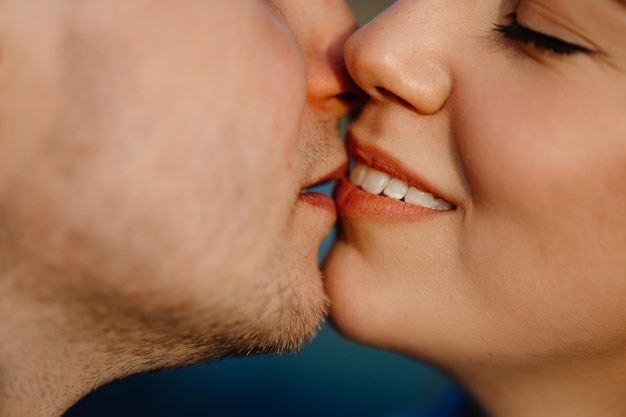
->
[326, 0, 626, 374]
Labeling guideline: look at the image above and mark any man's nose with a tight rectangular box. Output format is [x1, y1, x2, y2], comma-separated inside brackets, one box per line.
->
[303, 0, 366, 119]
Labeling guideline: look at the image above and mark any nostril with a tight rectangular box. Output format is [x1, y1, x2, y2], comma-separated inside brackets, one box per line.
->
[376, 87, 416, 112]
[338, 91, 367, 109]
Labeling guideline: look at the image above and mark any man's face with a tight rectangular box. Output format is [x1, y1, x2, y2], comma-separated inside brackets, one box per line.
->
[0, 0, 357, 363]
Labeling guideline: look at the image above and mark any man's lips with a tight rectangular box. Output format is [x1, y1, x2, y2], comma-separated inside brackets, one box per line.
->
[299, 160, 348, 214]
[298, 191, 336, 213]
[302, 161, 349, 190]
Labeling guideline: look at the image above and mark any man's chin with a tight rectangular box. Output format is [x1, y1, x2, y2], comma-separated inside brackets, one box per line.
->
[149, 276, 329, 365]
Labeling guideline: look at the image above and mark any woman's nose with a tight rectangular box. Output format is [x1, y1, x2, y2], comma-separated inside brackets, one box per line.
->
[344, 2, 452, 115]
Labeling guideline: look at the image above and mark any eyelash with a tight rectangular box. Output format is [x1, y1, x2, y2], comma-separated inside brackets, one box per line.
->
[494, 12, 592, 56]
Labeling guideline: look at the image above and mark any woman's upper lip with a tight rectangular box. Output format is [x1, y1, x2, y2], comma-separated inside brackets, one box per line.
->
[346, 130, 456, 206]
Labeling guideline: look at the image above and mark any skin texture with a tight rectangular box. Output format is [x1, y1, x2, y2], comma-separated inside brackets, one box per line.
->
[325, 0, 626, 416]
[0, 0, 360, 415]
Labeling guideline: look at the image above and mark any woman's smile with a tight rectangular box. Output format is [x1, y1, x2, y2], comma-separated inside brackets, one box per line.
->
[348, 162, 454, 211]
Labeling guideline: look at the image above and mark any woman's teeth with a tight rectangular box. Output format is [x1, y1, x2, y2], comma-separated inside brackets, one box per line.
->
[349, 162, 454, 211]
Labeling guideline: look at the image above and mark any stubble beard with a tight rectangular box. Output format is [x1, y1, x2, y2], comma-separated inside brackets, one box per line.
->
[70, 246, 330, 381]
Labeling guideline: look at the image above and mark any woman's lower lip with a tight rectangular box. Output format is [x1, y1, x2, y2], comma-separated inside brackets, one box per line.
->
[335, 179, 450, 222]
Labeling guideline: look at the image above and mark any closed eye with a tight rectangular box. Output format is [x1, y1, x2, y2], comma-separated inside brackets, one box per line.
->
[494, 12, 593, 56]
